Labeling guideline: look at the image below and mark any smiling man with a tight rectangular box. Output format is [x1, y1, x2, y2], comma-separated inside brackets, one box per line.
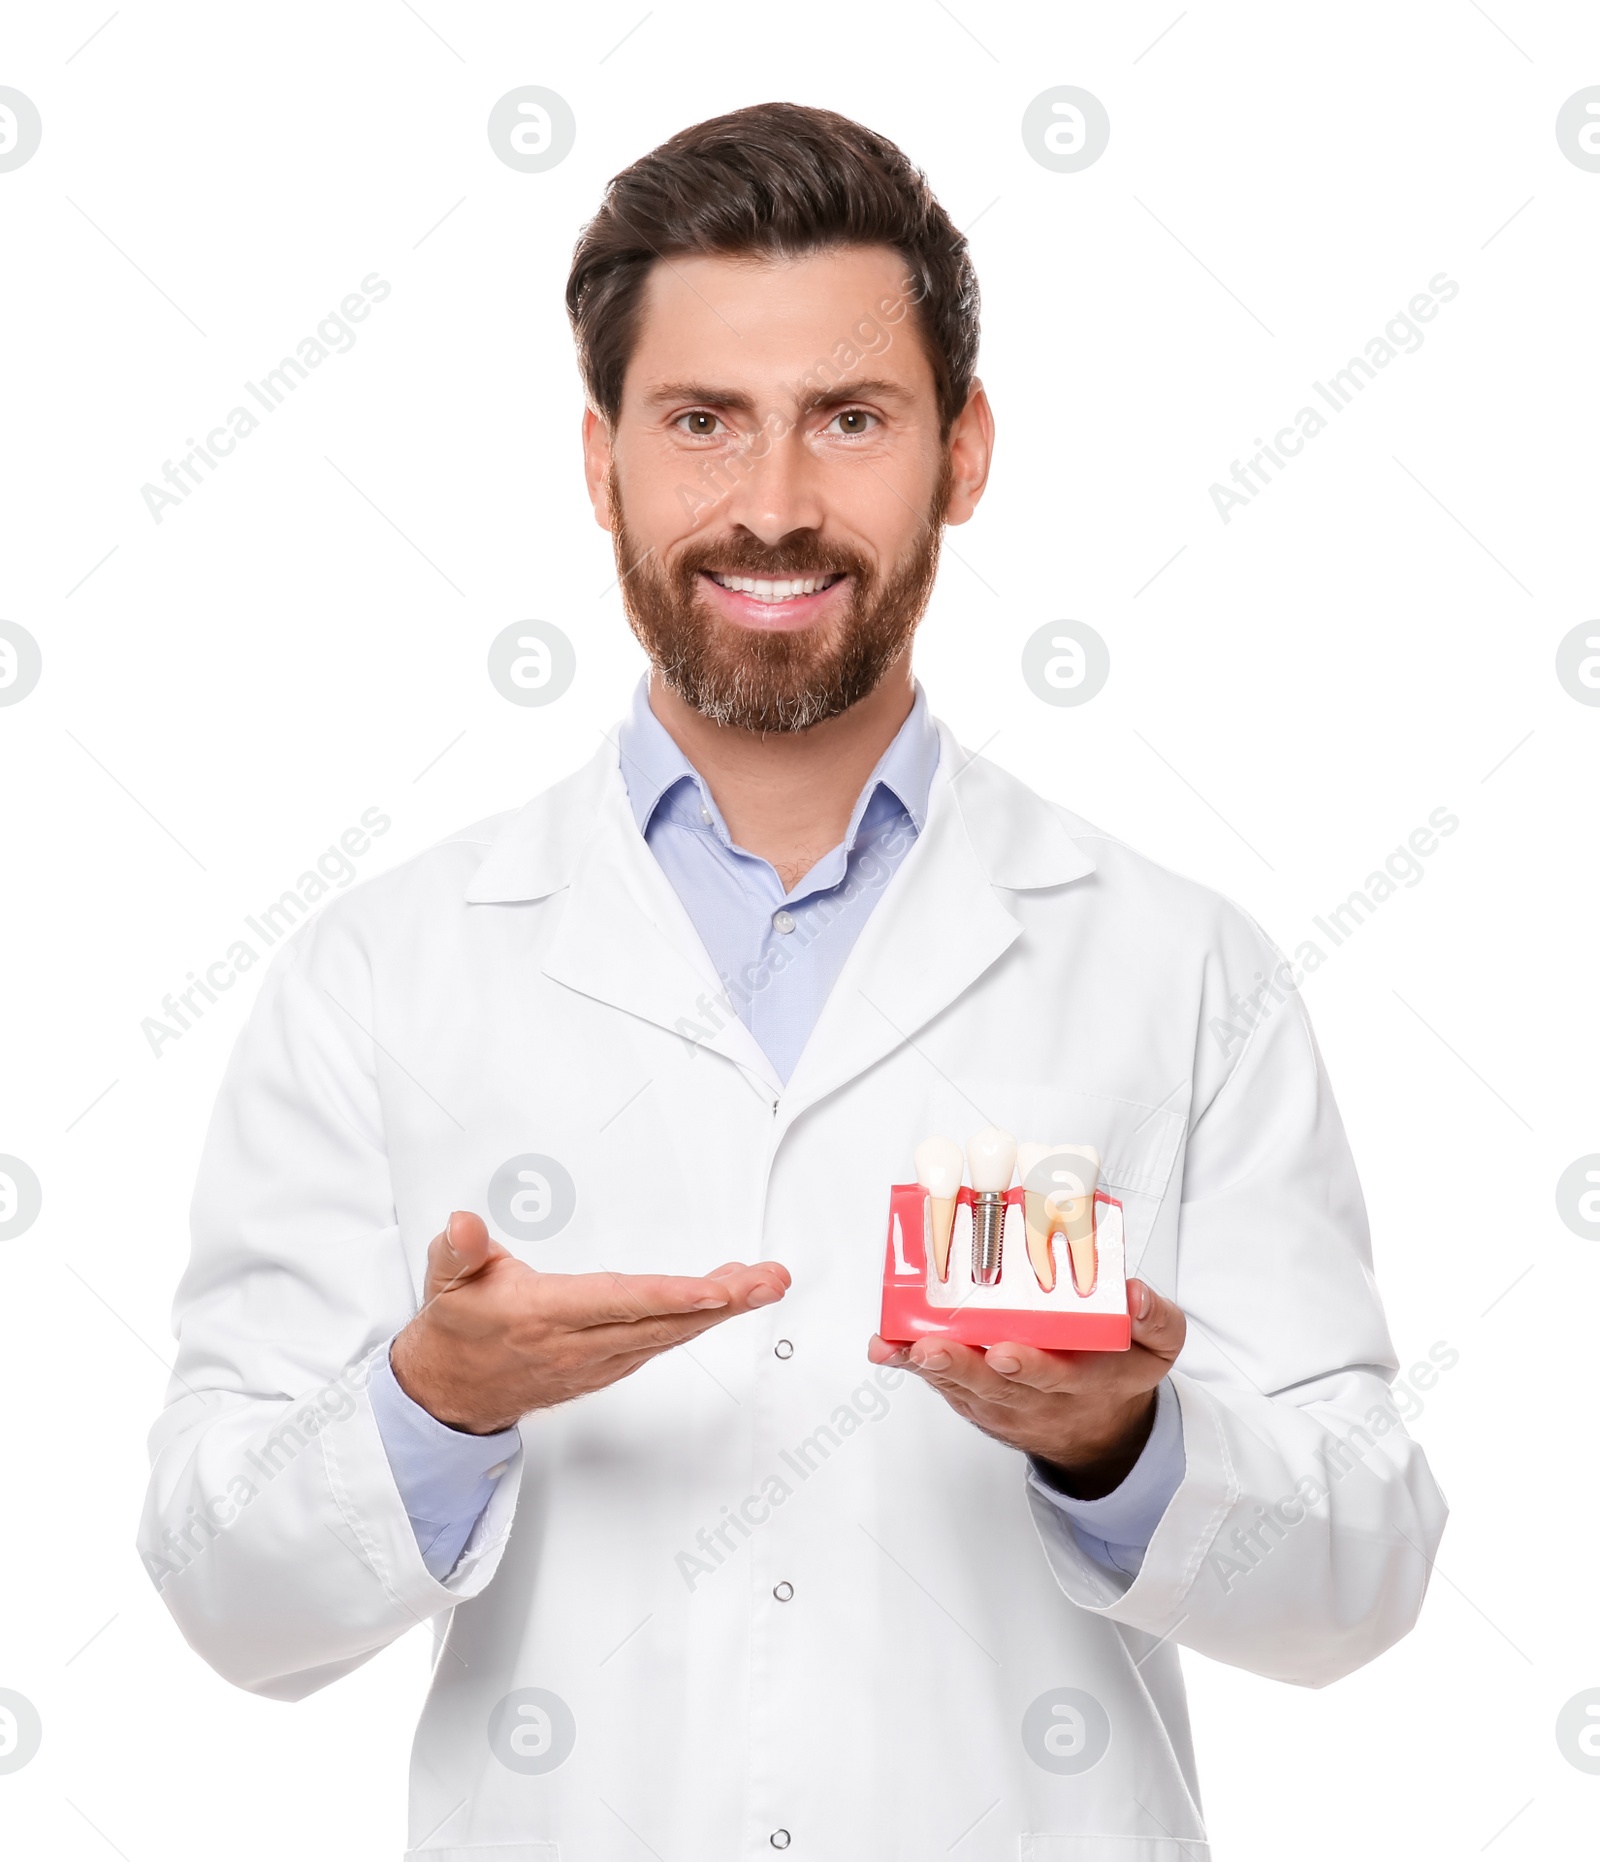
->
[142, 103, 1446, 1860]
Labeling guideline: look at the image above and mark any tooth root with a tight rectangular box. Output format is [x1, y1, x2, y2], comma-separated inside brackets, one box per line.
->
[927, 1195, 957, 1282]
[1023, 1189, 1057, 1291]
[1048, 1192, 1097, 1296]
[1066, 1225, 1096, 1297]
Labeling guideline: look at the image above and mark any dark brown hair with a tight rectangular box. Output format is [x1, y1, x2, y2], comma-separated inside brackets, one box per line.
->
[565, 102, 979, 437]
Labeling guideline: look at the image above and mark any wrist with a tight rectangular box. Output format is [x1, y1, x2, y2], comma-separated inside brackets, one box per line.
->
[1032, 1387, 1158, 1500]
[390, 1322, 519, 1436]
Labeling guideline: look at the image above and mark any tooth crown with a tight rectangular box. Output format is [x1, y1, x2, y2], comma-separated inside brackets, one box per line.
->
[1016, 1141, 1049, 1187]
[966, 1126, 1018, 1194]
[914, 1136, 963, 1199]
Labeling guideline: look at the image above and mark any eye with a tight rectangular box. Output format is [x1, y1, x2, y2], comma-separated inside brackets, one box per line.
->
[675, 410, 724, 438]
[827, 407, 879, 437]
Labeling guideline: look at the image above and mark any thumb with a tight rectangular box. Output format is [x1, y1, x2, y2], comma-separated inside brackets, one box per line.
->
[1127, 1278, 1186, 1363]
[426, 1210, 503, 1297]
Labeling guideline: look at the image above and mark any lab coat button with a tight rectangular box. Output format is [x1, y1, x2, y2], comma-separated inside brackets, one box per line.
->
[774, 1338, 793, 1359]
[772, 909, 796, 934]
[773, 1580, 794, 1601]
[769, 1833, 791, 1850]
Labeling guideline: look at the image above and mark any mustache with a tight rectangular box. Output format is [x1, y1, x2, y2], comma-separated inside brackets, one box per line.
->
[673, 537, 868, 581]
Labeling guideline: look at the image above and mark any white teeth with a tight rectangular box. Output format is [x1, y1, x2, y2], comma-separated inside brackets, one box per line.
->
[709, 572, 835, 602]
[966, 1127, 1017, 1194]
[915, 1136, 963, 1284]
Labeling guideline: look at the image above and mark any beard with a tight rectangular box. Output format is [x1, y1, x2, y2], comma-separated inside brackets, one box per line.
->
[607, 454, 952, 734]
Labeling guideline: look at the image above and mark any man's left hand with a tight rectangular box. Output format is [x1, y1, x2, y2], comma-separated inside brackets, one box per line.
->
[866, 1279, 1185, 1499]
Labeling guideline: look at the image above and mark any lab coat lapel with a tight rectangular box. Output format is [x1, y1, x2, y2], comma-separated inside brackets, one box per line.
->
[464, 722, 1097, 1115]
[775, 724, 1097, 1129]
[550, 786, 786, 1093]
[465, 743, 784, 1095]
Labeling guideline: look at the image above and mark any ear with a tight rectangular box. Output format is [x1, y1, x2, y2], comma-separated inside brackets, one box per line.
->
[942, 381, 995, 526]
[581, 406, 615, 533]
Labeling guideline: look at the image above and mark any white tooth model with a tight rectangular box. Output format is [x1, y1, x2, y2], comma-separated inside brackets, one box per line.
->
[1018, 1143, 1100, 1295]
[914, 1135, 964, 1283]
[1054, 1144, 1100, 1295]
[1016, 1142, 1057, 1291]
[965, 1126, 1017, 1286]
[894, 1134, 1127, 1343]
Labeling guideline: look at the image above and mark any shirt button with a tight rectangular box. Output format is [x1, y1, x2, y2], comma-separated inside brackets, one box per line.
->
[699, 804, 713, 824]
[773, 1580, 794, 1602]
[770, 1833, 791, 1851]
[774, 1339, 793, 1359]
[772, 909, 796, 934]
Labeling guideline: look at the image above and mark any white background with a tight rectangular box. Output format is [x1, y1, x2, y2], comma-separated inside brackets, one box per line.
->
[1, 2, 1597, 1856]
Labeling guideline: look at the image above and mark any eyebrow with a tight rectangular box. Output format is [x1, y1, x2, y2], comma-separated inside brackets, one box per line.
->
[640, 376, 916, 417]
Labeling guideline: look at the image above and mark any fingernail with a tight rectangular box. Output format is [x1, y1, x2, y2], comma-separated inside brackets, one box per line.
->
[748, 1283, 781, 1307]
[988, 1351, 1021, 1374]
[692, 1295, 729, 1310]
[919, 1348, 950, 1370]
[1135, 1281, 1152, 1320]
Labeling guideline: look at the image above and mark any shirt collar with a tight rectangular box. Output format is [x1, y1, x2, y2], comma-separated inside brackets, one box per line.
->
[615, 674, 940, 847]
[615, 677, 703, 836]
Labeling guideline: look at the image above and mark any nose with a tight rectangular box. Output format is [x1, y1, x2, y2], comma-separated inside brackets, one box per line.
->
[717, 420, 827, 547]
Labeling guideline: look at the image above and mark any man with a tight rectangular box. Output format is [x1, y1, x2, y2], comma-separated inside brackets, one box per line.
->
[142, 103, 1447, 1859]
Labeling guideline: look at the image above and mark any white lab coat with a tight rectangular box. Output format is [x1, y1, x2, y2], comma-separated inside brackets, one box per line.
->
[140, 722, 1447, 1861]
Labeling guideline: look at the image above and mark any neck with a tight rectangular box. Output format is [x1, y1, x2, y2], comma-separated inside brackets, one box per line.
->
[647, 656, 916, 891]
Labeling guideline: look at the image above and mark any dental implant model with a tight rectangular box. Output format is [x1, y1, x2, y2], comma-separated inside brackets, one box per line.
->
[914, 1135, 963, 1283]
[881, 1134, 1130, 1351]
[965, 1126, 1017, 1287]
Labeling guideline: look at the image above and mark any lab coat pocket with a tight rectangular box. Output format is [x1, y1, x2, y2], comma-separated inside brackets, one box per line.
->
[1021, 1838, 1209, 1861]
[1029, 1084, 1187, 1283]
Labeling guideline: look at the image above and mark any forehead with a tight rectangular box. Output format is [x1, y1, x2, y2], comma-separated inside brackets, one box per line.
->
[623, 243, 935, 403]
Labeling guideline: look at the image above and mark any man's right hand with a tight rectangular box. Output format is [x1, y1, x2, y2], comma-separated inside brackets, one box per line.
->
[389, 1211, 791, 1434]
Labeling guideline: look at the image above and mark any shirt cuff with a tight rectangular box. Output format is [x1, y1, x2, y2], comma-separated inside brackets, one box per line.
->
[1025, 1377, 1186, 1577]
[368, 1336, 522, 1580]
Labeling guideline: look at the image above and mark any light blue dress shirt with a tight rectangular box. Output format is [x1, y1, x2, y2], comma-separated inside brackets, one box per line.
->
[369, 678, 1184, 1579]
[612, 675, 939, 1083]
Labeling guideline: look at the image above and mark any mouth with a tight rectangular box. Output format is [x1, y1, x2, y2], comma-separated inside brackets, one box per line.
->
[697, 569, 850, 631]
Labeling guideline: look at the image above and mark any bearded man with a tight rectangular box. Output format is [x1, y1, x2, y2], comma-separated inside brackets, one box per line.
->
[142, 102, 1445, 1861]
